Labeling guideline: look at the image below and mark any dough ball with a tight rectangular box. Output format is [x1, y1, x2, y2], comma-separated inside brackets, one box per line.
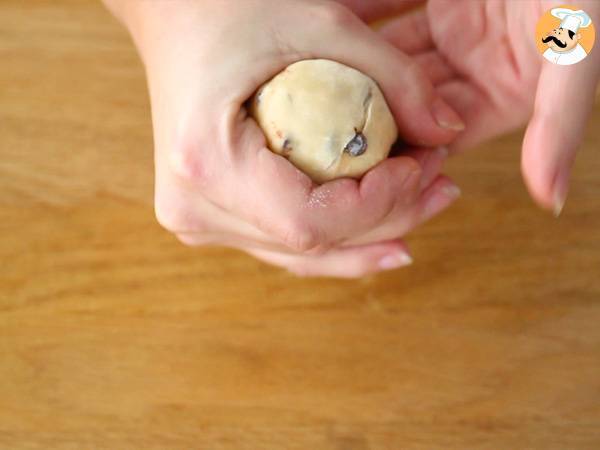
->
[250, 59, 398, 184]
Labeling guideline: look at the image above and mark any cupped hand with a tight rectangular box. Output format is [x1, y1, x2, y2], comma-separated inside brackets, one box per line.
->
[375, 0, 600, 214]
[104, 0, 464, 278]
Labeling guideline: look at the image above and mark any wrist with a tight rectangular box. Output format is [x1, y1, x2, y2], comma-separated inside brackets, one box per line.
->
[102, 1, 189, 62]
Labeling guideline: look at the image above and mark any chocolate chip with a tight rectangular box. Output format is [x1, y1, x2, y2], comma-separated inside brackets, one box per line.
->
[344, 131, 367, 157]
[282, 138, 292, 152]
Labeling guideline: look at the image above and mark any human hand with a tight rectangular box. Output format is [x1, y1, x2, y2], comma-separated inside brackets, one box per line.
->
[376, 0, 600, 215]
[103, 0, 465, 278]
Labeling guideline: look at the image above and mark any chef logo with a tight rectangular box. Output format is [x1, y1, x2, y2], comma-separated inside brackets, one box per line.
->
[536, 5, 595, 65]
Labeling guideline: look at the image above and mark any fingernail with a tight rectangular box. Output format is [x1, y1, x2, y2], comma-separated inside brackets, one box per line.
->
[379, 251, 413, 270]
[437, 146, 449, 159]
[442, 184, 462, 199]
[432, 98, 466, 131]
[553, 168, 570, 217]
[422, 147, 448, 170]
[422, 181, 461, 219]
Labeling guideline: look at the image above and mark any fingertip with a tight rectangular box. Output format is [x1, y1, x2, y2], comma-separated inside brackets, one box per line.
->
[341, 239, 414, 276]
[360, 156, 422, 201]
[521, 123, 558, 213]
[377, 244, 414, 270]
[370, 52, 464, 147]
[521, 162, 569, 216]
[402, 146, 449, 190]
[552, 167, 571, 217]
[391, 95, 466, 148]
[431, 97, 466, 132]
[418, 175, 461, 224]
[520, 162, 555, 213]
[437, 146, 450, 159]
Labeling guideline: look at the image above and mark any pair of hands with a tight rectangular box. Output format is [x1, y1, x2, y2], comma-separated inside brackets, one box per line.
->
[104, 0, 600, 278]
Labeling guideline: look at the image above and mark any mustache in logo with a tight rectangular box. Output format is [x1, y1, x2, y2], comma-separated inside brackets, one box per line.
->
[542, 35, 567, 48]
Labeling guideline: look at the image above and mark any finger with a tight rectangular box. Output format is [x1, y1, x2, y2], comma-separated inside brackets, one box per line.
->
[435, 79, 502, 153]
[174, 230, 281, 252]
[334, 0, 425, 24]
[169, 2, 465, 255]
[167, 111, 424, 256]
[338, 147, 449, 246]
[297, 2, 466, 146]
[401, 146, 449, 189]
[378, 8, 433, 55]
[522, 47, 600, 215]
[413, 175, 461, 227]
[245, 239, 413, 278]
[341, 174, 460, 246]
[238, 131, 424, 252]
[157, 169, 352, 255]
[415, 51, 455, 86]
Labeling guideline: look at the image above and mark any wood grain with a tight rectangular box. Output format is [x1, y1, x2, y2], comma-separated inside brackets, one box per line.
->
[1, 1, 599, 449]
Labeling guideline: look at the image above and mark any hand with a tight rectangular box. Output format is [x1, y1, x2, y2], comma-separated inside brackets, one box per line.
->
[375, 0, 600, 214]
[103, 0, 465, 278]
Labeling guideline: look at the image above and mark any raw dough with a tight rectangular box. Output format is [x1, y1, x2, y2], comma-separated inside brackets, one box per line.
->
[250, 59, 398, 184]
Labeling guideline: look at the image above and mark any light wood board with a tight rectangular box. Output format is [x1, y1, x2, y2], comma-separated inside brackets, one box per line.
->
[1, 1, 599, 449]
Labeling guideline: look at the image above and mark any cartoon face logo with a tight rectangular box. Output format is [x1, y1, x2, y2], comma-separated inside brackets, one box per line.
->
[542, 26, 581, 53]
[536, 6, 595, 65]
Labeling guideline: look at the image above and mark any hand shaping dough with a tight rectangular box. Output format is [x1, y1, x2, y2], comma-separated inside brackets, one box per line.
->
[250, 59, 398, 184]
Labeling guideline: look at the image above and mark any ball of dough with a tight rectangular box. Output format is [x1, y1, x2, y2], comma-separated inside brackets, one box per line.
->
[250, 59, 398, 184]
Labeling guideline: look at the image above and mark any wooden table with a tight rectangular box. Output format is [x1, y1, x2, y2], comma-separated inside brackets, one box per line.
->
[2, 1, 599, 449]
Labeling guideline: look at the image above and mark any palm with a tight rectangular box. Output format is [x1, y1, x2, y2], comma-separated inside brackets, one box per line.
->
[339, 0, 599, 212]
[421, 0, 544, 150]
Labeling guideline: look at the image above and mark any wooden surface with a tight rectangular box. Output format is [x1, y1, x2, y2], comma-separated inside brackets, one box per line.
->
[1, 1, 600, 449]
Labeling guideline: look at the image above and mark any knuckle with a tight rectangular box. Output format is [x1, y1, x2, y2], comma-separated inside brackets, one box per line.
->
[154, 201, 177, 232]
[280, 220, 322, 254]
[169, 135, 211, 186]
[154, 195, 207, 234]
[314, 2, 358, 29]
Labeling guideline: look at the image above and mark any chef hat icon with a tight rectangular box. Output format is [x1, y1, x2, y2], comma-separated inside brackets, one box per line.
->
[551, 8, 592, 33]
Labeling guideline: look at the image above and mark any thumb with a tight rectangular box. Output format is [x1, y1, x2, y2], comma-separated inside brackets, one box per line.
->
[522, 40, 600, 215]
[295, 2, 465, 147]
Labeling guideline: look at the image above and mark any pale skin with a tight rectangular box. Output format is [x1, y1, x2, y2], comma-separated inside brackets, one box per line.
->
[102, 0, 464, 278]
[371, 0, 600, 214]
[102, 0, 599, 278]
